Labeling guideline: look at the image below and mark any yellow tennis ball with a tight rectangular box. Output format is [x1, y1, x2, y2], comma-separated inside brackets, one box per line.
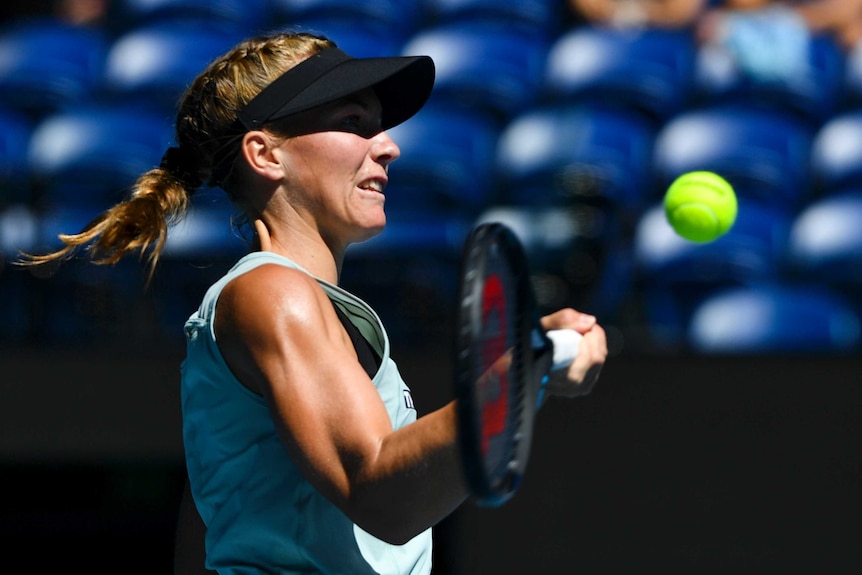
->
[664, 171, 737, 243]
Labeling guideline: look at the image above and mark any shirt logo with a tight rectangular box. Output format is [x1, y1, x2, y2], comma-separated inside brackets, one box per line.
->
[403, 390, 415, 410]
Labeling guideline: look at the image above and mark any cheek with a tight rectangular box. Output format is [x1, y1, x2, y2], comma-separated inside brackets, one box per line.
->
[284, 134, 368, 187]
[312, 132, 368, 164]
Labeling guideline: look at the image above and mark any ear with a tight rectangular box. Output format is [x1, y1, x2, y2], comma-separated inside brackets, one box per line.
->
[241, 131, 284, 182]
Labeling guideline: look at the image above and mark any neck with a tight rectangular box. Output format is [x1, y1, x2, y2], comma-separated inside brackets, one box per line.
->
[255, 231, 340, 285]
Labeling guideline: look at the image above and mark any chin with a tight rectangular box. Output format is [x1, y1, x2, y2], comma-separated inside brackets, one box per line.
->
[368, 212, 387, 236]
[352, 220, 385, 245]
[366, 224, 386, 241]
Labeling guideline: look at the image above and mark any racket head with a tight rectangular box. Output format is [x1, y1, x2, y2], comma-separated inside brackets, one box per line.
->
[454, 222, 539, 506]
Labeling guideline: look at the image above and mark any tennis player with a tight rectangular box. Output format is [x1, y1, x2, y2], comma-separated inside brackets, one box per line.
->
[22, 31, 608, 574]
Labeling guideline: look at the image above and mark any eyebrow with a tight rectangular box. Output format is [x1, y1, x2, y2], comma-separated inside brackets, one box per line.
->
[336, 90, 381, 114]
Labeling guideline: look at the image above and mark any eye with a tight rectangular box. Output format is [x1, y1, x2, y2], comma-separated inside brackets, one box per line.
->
[341, 114, 362, 128]
[338, 111, 382, 138]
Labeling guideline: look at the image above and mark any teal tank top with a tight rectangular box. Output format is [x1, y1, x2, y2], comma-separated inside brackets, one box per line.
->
[181, 251, 433, 574]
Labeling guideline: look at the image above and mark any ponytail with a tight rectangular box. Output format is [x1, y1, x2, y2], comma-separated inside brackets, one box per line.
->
[18, 31, 336, 281]
[18, 148, 198, 283]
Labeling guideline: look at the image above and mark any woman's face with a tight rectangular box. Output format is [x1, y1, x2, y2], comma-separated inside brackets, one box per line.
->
[274, 88, 400, 249]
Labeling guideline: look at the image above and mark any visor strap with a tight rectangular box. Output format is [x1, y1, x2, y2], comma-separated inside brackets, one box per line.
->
[237, 48, 351, 130]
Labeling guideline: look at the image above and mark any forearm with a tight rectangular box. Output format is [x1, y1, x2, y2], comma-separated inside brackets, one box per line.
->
[348, 401, 469, 544]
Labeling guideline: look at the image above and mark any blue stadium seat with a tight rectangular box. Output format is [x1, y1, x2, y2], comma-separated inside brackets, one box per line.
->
[346, 214, 471, 259]
[269, 0, 424, 43]
[543, 26, 697, 124]
[110, 0, 270, 35]
[844, 37, 862, 109]
[288, 19, 406, 58]
[0, 205, 37, 341]
[0, 108, 34, 205]
[633, 200, 792, 349]
[634, 201, 790, 287]
[401, 21, 550, 123]
[0, 204, 39, 341]
[27, 104, 173, 209]
[494, 104, 657, 216]
[809, 111, 862, 196]
[423, 0, 567, 38]
[695, 33, 845, 125]
[787, 191, 862, 291]
[154, 189, 248, 342]
[653, 105, 814, 213]
[688, 283, 861, 353]
[473, 205, 603, 271]
[25, 205, 151, 346]
[162, 189, 248, 260]
[0, 204, 37, 258]
[384, 104, 500, 217]
[490, 104, 649, 317]
[341, 212, 472, 344]
[31, 205, 99, 255]
[470, 206, 626, 316]
[103, 21, 243, 114]
[29, 192, 243, 347]
[0, 18, 109, 117]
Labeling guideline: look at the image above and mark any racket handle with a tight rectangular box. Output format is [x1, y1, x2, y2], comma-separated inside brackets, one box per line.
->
[547, 329, 582, 370]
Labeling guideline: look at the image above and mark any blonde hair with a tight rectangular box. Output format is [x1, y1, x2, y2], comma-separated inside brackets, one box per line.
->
[20, 31, 334, 281]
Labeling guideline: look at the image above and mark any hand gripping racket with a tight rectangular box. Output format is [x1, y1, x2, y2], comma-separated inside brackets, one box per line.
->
[455, 222, 582, 506]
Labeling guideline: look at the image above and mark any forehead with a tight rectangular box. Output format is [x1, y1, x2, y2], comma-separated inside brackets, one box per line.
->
[271, 87, 383, 136]
[319, 87, 382, 113]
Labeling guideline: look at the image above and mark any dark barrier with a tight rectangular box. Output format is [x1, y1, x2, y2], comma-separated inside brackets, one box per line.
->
[1, 349, 860, 572]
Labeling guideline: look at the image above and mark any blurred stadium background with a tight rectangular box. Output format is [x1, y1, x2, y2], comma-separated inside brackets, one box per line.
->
[1, 0, 861, 572]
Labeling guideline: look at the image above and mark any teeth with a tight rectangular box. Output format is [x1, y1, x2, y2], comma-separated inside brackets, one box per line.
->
[361, 180, 383, 193]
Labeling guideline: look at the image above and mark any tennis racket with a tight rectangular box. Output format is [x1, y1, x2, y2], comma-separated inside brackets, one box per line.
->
[454, 222, 582, 507]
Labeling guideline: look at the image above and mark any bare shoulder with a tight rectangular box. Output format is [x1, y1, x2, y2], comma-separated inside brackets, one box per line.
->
[215, 264, 336, 337]
[218, 262, 329, 327]
[212, 263, 346, 394]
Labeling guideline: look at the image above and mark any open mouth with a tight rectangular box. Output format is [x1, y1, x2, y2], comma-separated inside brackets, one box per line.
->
[358, 179, 385, 194]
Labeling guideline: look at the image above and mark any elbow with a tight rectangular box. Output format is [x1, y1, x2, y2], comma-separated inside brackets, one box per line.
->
[357, 519, 426, 546]
[346, 497, 428, 546]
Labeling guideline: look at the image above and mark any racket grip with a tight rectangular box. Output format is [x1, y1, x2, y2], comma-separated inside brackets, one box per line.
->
[547, 329, 582, 370]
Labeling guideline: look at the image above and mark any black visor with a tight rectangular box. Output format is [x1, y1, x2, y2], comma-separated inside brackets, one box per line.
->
[237, 48, 435, 131]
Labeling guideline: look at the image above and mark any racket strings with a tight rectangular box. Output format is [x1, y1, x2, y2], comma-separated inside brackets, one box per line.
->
[457, 223, 536, 505]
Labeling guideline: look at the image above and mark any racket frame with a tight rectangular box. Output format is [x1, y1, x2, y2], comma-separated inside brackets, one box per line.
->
[454, 222, 552, 506]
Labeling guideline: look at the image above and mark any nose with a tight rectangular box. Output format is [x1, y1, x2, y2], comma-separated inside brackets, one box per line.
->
[371, 130, 400, 168]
